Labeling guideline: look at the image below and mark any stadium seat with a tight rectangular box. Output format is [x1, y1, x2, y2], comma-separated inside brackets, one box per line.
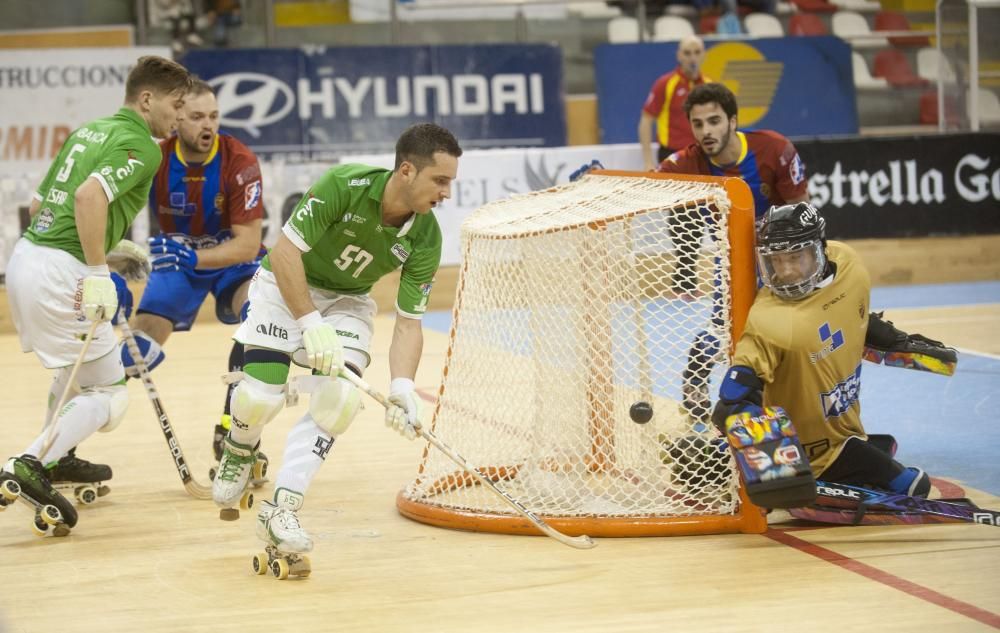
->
[874, 10, 930, 47]
[832, 11, 887, 48]
[829, 0, 881, 12]
[699, 13, 719, 33]
[608, 16, 641, 42]
[852, 52, 889, 89]
[568, 2, 622, 18]
[919, 89, 959, 125]
[666, 4, 699, 18]
[916, 47, 957, 84]
[873, 49, 929, 87]
[789, 12, 828, 35]
[744, 13, 785, 36]
[652, 15, 695, 41]
[776, 1, 798, 14]
[970, 88, 1000, 125]
[789, 0, 838, 13]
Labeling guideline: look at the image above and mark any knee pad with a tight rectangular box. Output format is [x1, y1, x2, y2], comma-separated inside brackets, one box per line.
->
[230, 377, 285, 431]
[97, 385, 129, 433]
[309, 376, 361, 436]
[121, 330, 165, 378]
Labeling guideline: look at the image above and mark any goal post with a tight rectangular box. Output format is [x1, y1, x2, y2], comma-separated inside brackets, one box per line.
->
[397, 171, 766, 538]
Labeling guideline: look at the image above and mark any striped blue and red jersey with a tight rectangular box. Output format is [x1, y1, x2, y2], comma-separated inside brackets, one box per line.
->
[657, 129, 808, 216]
[149, 133, 264, 244]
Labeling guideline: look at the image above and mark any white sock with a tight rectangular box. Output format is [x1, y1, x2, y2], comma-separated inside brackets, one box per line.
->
[273, 413, 335, 498]
[28, 392, 110, 465]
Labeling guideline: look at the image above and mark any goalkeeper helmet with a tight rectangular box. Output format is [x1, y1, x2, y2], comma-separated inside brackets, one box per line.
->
[756, 202, 827, 301]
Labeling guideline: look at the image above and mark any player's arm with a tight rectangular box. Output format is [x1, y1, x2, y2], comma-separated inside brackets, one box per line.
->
[384, 314, 425, 440]
[75, 177, 111, 267]
[774, 138, 809, 203]
[638, 111, 657, 171]
[192, 219, 262, 269]
[269, 233, 317, 320]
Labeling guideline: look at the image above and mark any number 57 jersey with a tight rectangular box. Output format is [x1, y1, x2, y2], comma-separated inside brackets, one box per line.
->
[264, 164, 443, 318]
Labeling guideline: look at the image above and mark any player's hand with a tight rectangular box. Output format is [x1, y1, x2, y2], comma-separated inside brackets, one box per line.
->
[385, 377, 421, 440]
[148, 235, 198, 272]
[110, 272, 133, 326]
[81, 266, 118, 322]
[298, 311, 343, 376]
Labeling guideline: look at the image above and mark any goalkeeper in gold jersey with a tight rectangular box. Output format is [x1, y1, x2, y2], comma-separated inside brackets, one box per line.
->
[711, 202, 948, 508]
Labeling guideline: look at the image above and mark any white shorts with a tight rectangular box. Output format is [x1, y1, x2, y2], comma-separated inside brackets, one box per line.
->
[234, 268, 376, 370]
[6, 238, 119, 369]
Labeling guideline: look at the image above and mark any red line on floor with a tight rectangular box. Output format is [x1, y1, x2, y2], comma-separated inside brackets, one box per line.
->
[764, 528, 1000, 629]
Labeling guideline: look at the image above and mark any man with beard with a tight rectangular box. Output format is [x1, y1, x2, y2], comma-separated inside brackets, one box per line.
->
[123, 79, 268, 477]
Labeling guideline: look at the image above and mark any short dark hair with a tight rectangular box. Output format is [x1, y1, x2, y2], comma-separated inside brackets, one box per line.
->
[125, 56, 193, 103]
[394, 123, 463, 171]
[187, 77, 216, 98]
[684, 83, 738, 119]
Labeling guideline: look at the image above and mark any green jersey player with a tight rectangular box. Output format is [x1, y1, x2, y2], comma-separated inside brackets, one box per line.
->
[213, 123, 462, 569]
[1, 56, 192, 535]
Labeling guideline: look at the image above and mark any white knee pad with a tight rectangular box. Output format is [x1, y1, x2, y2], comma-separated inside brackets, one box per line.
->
[97, 385, 129, 433]
[309, 376, 361, 436]
[231, 377, 285, 431]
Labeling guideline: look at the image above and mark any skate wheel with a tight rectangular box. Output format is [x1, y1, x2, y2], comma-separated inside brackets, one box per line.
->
[76, 485, 98, 505]
[219, 508, 240, 521]
[253, 458, 268, 482]
[239, 490, 254, 512]
[40, 504, 63, 526]
[251, 553, 268, 575]
[1, 478, 21, 499]
[209, 467, 217, 482]
[293, 555, 311, 577]
[31, 513, 50, 536]
[52, 524, 71, 537]
[270, 558, 289, 580]
[97, 485, 111, 497]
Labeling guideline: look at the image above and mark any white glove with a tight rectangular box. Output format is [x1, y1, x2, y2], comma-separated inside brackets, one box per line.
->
[81, 265, 118, 322]
[386, 377, 421, 440]
[298, 311, 343, 376]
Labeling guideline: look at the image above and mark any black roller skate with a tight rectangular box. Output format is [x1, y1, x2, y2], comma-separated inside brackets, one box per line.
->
[47, 448, 112, 505]
[0, 455, 78, 536]
[210, 417, 268, 488]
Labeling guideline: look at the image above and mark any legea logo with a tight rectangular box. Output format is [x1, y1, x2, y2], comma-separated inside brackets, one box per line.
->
[209, 73, 295, 138]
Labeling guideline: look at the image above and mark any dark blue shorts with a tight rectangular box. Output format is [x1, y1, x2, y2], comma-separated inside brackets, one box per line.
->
[137, 262, 259, 331]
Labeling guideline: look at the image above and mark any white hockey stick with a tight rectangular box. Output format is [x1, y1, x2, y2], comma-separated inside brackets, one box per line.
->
[340, 371, 597, 550]
[118, 316, 212, 500]
[38, 316, 103, 460]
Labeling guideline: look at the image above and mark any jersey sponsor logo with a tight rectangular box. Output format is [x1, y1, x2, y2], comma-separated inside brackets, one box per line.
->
[45, 188, 68, 205]
[74, 128, 108, 144]
[790, 153, 805, 185]
[335, 329, 360, 340]
[343, 229, 356, 238]
[819, 363, 862, 418]
[295, 194, 323, 221]
[34, 208, 55, 232]
[214, 192, 225, 211]
[348, 178, 371, 187]
[822, 291, 847, 311]
[256, 322, 288, 340]
[244, 180, 262, 210]
[419, 282, 433, 296]
[390, 243, 410, 263]
[341, 212, 365, 225]
[115, 151, 144, 181]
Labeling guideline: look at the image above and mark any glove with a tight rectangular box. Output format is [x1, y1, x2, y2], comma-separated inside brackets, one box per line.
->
[81, 265, 118, 322]
[110, 272, 133, 326]
[298, 311, 343, 376]
[148, 235, 198, 272]
[385, 377, 421, 440]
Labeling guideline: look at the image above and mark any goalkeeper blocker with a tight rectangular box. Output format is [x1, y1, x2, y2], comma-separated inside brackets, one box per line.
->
[864, 311, 957, 376]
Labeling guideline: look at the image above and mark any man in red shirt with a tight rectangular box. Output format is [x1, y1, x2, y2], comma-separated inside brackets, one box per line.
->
[638, 35, 709, 172]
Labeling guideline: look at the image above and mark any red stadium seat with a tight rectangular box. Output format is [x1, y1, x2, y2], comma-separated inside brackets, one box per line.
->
[789, 0, 838, 14]
[699, 14, 719, 34]
[875, 10, 931, 47]
[919, 89, 959, 125]
[873, 49, 929, 87]
[789, 13, 829, 35]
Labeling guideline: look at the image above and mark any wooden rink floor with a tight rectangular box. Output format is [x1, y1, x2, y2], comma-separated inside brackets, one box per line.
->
[1, 305, 999, 633]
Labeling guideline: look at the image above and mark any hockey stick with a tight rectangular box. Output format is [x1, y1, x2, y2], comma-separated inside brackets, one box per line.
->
[38, 316, 103, 460]
[118, 316, 212, 500]
[795, 481, 1000, 527]
[340, 371, 597, 550]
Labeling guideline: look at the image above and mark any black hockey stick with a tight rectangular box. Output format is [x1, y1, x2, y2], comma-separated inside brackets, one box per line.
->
[790, 481, 1000, 527]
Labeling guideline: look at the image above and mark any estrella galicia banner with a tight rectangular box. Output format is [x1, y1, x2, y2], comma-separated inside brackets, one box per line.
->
[182, 45, 565, 159]
[595, 37, 857, 142]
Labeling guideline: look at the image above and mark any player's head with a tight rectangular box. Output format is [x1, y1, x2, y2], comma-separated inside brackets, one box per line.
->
[684, 83, 738, 159]
[393, 123, 463, 214]
[176, 79, 220, 156]
[676, 36, 705, 79]
[756, 202, 828, 301]
[125, 55, 193, 139]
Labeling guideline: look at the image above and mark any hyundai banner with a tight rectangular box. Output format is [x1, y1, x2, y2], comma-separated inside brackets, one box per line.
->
[181, 45, 565, 159]
[595, 37, 858, 142]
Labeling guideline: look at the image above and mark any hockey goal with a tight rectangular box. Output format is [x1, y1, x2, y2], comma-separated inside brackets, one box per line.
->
[397, 171, 765, 537]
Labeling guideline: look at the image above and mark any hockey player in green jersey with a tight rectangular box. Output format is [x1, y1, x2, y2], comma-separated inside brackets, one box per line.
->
[1, 56, 193, 534]
[212, 123, 462, 567]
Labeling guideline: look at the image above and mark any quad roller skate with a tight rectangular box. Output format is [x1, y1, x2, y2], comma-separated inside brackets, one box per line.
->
[0, 455, 78, 537]
[252, 492, 312, 580]
[47, 448, 112, 506]
[213, 436, 261, 521]
[209, 419, 268, 488]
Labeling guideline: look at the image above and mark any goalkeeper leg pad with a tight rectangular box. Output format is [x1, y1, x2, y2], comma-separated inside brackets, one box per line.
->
[230, 377, 285, 432]
[723, 407, 816, 509]
[309, 376, 361, 437]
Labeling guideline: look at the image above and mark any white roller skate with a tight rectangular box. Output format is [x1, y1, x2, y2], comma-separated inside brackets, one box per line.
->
[212, 436, 258, 521]
[252, 490, 312, 580]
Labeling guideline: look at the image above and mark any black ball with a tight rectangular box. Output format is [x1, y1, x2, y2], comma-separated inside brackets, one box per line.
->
[629, 401, 653, 424]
